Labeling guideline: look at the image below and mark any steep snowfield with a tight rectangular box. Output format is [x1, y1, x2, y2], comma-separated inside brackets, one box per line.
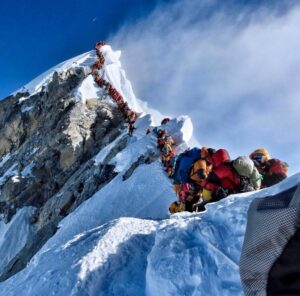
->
[1, 173, 299, 296]
[19, 51, 96, 96]
[0, 207, 36, 273]
[1, 44, 299, 295]
[146, 173, 300, 296]
[0, 218, 157, 296]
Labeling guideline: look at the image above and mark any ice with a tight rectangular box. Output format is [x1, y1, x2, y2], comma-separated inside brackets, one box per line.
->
[0, 207, 36, 274]
[0, 163, 18, 186]
[74, 75, 101, 104]
[21, 163, 35, 177]
[0, 153, 11, 169]
[21, 106, 33, 113]
[15, 51, 97, 96]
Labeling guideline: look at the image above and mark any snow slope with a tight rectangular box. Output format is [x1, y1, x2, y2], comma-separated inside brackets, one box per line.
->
[0, 207, 36, 273]
[1, 171, 299, 296]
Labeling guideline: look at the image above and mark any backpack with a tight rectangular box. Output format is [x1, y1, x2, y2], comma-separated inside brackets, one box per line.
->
[233, 156, 261, 190]
[177, 148, 201, 183]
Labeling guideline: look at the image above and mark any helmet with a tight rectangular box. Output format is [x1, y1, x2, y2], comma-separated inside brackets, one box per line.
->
[250, 148, 270, 162]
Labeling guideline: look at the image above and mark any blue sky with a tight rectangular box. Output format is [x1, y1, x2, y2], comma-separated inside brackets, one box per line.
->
[1, 0, 299, 173]
[0, 0, 170, 99]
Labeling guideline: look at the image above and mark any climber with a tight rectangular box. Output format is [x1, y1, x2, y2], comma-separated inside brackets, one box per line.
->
[249, 149, 288, 187]
[94, 75, 107, 87]
[161, 143, 175, 168]
[146, 128, 151, 135]
[170, 182, 200, 213]
[118, 101, 127, 114]
[232, 156, 262, 192]
[189, 147, 215, 188]
[91, 65, 99, 75]
[184, 183, 201, 212]
[157, 129, 167, 150]
[97, 52, 105, 64]
[166, 154, 179, 178]
[161, 118, 170, 125]
[93, 60, 103, 70]
[127, 111, 137, 136]
[203, 149, 240, 202]
[95, 41, 107, 51]
[165, 134, 175, 147]
[249, 148, 271, 174]
[128, 122, 136, 136]
[262, 159, 288, 187]
[173, 148, 201, 185]
[128, 111, 137, 124]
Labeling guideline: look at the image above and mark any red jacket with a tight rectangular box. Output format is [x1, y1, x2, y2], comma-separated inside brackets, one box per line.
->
[209, 149, 230, 168]
[267, 159, 287, 176]
[205, 149, 240, 193]
[214, 164, 240, 190]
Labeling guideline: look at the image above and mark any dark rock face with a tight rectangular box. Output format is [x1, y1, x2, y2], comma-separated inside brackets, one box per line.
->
[0, 69, 127, 280]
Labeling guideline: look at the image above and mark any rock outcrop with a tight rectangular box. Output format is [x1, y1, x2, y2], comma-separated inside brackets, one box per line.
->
[0, 67, 127, 279]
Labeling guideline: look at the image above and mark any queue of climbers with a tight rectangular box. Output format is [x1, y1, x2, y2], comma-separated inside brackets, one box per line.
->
[153, 122, 289, 214]
[91, 41, 138, 136]
[92, 41, 289, 214]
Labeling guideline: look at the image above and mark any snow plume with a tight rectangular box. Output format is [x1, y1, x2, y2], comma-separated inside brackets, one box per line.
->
[111, 0, 300, 174]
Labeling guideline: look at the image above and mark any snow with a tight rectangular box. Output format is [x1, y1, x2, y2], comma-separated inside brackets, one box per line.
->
[94, 133, 126, 165]
[0, 163, 18, 186]
[0, 218, 157, 296]
[21, 106, 33, 113]
[31, 147, 39, 155]
[74, 75, 102, 104]
[146, 173, 300, 296]
[98, 45, 165, 125]
[21, 163, 35, 177]
[0, 207, 36, 274]
[44, 160, 175, 251]
[18, 96, 29, 103]
[1, 173, 299, 295]
[0, 153, 11, 169]
[12, 176, 21, 183]
[15, 51, 97, 96]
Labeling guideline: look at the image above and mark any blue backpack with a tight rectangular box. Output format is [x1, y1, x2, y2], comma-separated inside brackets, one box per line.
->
[173, 148, 201, 184]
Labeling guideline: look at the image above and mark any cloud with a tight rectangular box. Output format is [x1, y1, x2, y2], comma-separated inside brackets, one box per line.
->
[111, 0, 300, 174]
[92, 17, 98, 22]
